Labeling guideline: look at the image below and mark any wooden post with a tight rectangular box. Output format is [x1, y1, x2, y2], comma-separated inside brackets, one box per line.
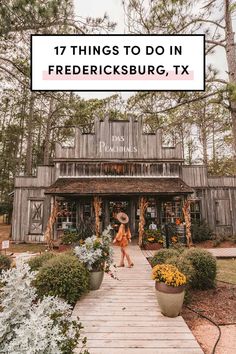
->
[182, 198, 193, 247]
[138, 196, 148, 246]
[93, 196, 102, 237]
[130, 198, 136, 236]
[104, 199, 110, 228]
[44, 198, 59, 250]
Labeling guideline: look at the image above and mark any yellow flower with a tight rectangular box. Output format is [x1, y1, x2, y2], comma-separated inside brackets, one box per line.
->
[147, 237, 155, 242]
[151, 264, 186, 286]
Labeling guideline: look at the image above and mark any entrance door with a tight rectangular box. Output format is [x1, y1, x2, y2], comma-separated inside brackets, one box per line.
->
[105, 199, 136, 236]
[109, 200, 129, 226]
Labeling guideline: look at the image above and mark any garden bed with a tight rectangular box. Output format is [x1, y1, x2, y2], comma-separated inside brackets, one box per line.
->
[196, 240, 236, 249]
[142, 243, 163, 250]
[182, 259, 236, 354]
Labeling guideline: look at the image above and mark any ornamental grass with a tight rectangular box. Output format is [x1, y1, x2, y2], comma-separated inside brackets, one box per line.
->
[152, 264, 187, 287]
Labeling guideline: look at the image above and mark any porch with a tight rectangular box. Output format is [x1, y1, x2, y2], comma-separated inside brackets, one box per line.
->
[45, 177, 194, 241]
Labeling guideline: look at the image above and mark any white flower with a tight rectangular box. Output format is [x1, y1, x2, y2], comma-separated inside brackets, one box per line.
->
[0, 262, 85, 353]
[74, 226, 114, 270]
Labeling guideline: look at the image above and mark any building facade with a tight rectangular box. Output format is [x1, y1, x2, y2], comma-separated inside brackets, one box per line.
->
[12, 118, 236, 242]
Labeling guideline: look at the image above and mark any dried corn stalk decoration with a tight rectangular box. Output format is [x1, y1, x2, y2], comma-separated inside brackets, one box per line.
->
[93, 196, 102, 237]
[44, 199, 59, 250]
[138, 196, 148, 246]
[182, 199, 193, 247]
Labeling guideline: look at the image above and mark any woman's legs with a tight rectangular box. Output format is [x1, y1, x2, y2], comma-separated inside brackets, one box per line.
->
[118, 247, 125, 266]
[123, 248, 133, 267]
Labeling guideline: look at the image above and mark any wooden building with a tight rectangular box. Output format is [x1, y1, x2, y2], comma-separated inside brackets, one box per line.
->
[12, 118, 236, 243]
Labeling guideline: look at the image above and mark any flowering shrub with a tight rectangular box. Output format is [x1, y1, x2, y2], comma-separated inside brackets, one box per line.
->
[74, 226, 114, 272]
[152, 264, 187, 287]
[142, 229, 163, 245]
[0, 261, 88, 354]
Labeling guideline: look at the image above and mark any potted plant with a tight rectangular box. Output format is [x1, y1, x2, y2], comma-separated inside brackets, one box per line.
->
[152, 264, 187, 317]
[74, 226, 114, 290]
[142, 229, 164, 250]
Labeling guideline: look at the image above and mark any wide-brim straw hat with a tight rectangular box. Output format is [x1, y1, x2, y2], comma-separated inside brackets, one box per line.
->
[116, 212, 129, 224]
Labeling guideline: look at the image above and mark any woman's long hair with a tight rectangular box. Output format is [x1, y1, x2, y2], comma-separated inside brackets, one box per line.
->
[119, 223, 129, 232]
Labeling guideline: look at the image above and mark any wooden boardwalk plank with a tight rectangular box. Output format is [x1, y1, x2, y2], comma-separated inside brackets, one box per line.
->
[73, 245, 203, 354]
[76, 349, 203, 354]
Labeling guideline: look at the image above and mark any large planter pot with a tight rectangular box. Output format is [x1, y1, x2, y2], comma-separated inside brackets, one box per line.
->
[143, 243, 163, 250]
[89, 270, 104, 290]
[155, 282, 185, 318]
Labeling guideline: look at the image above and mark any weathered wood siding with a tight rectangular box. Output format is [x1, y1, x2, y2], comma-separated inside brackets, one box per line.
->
[182, 170, 236, 235]
[12, 166, 55, 242]
[208, 177, 236, 187]
[201, 187, 236, 236]
[182, 166, 208, 187]
[55, 161, 182, 178]
[15, 166, 55, 188]
[55, 118, 183, 161]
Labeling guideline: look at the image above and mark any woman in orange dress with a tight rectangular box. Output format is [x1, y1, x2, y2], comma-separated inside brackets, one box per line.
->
[113, 213, 134, 268]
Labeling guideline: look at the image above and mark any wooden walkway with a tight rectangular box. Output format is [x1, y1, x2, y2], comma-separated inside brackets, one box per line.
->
[142, 247, 236, 259]
[73, 245, 203, 354]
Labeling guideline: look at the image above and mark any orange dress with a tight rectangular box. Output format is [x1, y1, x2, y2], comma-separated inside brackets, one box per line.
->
[113, 224, 131, 248]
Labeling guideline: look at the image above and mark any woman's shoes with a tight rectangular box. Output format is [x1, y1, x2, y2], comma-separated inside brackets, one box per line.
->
[117, 263, 134, 268]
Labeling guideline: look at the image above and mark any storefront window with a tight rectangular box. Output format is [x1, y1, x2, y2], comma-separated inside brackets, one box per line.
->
[57, 201, 76, 229]
[190, 201, 201, 222]
[145, 198, 158, 226]
[161, 200, 182, 224]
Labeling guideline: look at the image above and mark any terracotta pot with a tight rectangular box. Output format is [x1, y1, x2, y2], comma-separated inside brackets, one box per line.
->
[89, 270, 104, 290]
[143, 243, 163, 250]
[155, 282, 185, 318]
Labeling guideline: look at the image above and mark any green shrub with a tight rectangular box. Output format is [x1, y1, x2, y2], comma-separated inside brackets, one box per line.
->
[164, 255, 195, 286]
[0, 254, 11, 274]
[61, 231, 80, 245]
[191, 220, 212, 243]
[34, 254, 89, 305]
[28, 252, 55, 271]
[151, 248, 180, 267]
[183, 248, 217, 289]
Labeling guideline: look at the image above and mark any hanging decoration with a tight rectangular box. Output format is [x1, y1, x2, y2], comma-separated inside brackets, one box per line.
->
[182, 198, 193, 247]
[44, 199, 59, 250]
[138, 196, 149, 246]
[93, 196, 102, 237]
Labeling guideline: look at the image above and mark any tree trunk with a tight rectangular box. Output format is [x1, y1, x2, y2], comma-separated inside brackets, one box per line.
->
[224, 0, 236, 158]
[25, 93, 34, 175]
[43, 98, 54, 165]
[201, 105, 208, 165]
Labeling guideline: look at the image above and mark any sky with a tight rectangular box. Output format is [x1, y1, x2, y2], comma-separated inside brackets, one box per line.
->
[73, 0, 233, 100]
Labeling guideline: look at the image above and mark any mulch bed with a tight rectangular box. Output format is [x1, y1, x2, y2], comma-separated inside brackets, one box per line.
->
[182, 281, 236, 329]
[195, 240, 236, 249]
[142, 243, 163, 250]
